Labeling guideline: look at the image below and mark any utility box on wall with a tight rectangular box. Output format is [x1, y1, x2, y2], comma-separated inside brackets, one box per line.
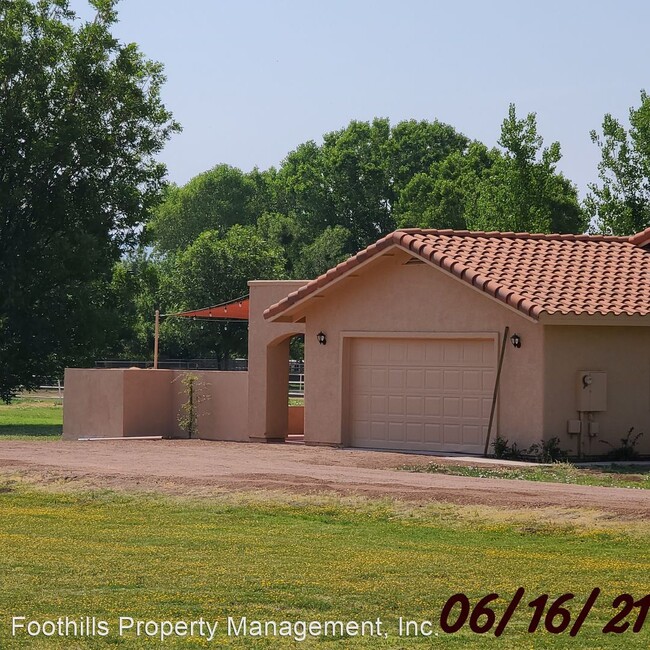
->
[576, 371, 607, 412]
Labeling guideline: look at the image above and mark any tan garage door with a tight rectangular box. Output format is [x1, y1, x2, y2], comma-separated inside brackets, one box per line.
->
[347, 337, 496, 453]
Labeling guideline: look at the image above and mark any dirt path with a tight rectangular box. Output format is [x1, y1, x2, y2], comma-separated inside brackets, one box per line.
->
[0, 440, 648, 516]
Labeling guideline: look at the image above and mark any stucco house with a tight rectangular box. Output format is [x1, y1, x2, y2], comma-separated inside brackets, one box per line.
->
[65, 226, 650, 458]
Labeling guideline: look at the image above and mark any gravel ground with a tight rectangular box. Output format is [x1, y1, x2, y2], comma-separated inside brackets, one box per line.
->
[0, 439, 648, 516]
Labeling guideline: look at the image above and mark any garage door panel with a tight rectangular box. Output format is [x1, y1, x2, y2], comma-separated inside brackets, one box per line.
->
[442, 341, 462, 363]
[443, 369, 461, 390]
[482, 370, 496, 391]
[463, 424, 481, 445]
[443, 423, 461, 443]
[406, 423, 423, 442]
[370, 420, 387, 440]
[406, 396, 422, 416]
[387, 422, 404, 441]
[371, 368, 388, 388]
[388, 369, 404, 388]
[424, 423, 443, 443]
[406, 369, 424, 389]
[424, 342, 443, 363]
[348, 337, 496, 454]
[370, 395, 387, 415]
[389, 343, 406, 361]
[462, 397, 481, 418]
[425, 369, 442, 389]
[388, 395, 404, 415]
[462, 370, 482, 391]
[370, 342, 388, 362]
[424, 396, 441, 416]
[481, 397, 493, 419]
[463, 344, 483, 363]
[443, 397, 460, 417]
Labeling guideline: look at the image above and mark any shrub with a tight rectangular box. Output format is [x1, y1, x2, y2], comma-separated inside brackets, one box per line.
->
[527, 437, 567, 463]
[601, 427, 644, 461]
[491, 435, 524, 460]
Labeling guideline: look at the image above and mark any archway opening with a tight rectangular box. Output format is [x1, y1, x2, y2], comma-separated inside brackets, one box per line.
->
[265, 332, 304, 442]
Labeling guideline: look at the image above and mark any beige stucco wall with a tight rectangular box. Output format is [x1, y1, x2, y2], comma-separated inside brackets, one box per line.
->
[247, 281, 307, 441]
[63, 368, 249, 441]
[169, 369, 249, 441]
[544, 326, 650, 456]
[298, 249, 545, 449]
[63, 368, 125, 439]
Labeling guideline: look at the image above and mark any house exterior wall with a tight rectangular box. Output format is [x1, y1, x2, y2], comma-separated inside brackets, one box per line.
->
[543, 325, 650, 456]
[63, 368, 249, 441]
[300, 249, 545, 449]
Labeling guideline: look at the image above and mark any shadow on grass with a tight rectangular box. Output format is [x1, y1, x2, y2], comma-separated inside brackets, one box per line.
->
[585, 464, 650, 476]
[0, 424, 62, 439]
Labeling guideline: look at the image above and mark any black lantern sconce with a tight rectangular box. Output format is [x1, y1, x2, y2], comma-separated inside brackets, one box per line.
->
[317, 331, 327, 346]
[510, 333, 522, 348]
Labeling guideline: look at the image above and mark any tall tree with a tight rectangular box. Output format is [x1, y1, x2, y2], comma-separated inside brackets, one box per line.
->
[468, 105, 584, 233]
[0, 0, 179, 400]
[277, 117, 469, 253]
[396, 142, 494, 229]
[147, 164, 275, 253]
[396, 107, 584, 234]
[586, 91, 650, 235]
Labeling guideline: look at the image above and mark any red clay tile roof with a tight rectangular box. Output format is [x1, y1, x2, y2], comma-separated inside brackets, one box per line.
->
[264, 228, 650, 321]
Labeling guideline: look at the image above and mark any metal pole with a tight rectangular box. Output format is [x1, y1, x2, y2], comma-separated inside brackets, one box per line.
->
[153, 309, 160, 369]
[483, 326, 509, 457]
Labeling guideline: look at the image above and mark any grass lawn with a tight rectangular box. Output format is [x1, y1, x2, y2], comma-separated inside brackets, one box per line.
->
[0, 481, 648, 648]
[0, 398, 62, 440]
[402, 462, 650, 490]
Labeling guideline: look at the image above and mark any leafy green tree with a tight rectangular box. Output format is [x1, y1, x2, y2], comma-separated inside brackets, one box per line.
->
[396, 107, 584, 234]
[396, 142, 494, 229]
[389, 119, 469, 195]
[277, 118, 470, 254]
[0, 0, 179, 401]
[468, 105, 584, 233]
[293, 225, 352, 279]
[586, 91, 650, 235]
[159, 225, 286, 365]
[320, 118, 394, 249]
[107, 252, 163, 359]
[148, 164, 275, 252]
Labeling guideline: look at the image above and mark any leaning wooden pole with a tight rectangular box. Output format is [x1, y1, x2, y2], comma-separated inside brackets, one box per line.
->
[153, 309, 160, 369]
[483, 326, 509, 457]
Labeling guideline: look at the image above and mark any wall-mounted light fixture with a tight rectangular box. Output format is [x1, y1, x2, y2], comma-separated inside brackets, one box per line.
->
[317, 331, 327, 345]
[510, 333, 521, 348]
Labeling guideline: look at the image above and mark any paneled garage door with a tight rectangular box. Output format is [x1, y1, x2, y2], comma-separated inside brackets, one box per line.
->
[347, 337, 496, 453]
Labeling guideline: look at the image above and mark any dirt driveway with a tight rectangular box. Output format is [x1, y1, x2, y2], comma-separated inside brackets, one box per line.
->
[0, 440, 648, 516]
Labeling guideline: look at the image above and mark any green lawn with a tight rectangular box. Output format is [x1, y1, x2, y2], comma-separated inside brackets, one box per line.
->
[0, 398, 62, 440]
[402, 462, 650, 490]
[0, 482, 648, 648]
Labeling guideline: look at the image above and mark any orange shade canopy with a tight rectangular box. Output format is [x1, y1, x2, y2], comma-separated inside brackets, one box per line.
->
[171, 296, 249, 321]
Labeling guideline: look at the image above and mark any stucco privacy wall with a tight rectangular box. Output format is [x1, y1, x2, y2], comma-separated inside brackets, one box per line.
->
[63, 368, 248, 441]
[247, 280, 307, 441]
[299, 248, 544, 448]
[544, 325, 650, 456]
[63, 368, 125, 439]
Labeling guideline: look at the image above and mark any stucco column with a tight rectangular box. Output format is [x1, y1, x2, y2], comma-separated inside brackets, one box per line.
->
[247, 281, 306, 443]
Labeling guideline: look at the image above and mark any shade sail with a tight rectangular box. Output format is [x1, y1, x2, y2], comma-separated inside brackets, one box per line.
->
[172, 296, 249, 321]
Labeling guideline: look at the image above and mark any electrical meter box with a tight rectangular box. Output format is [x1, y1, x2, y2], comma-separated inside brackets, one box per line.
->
[576, 371, 607, 412]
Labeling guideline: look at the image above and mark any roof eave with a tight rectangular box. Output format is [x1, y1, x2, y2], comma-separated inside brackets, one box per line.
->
[538, 312, 650, 326]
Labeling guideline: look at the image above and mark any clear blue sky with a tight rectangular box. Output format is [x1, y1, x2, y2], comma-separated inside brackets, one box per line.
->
[70, 0, 650, 197]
